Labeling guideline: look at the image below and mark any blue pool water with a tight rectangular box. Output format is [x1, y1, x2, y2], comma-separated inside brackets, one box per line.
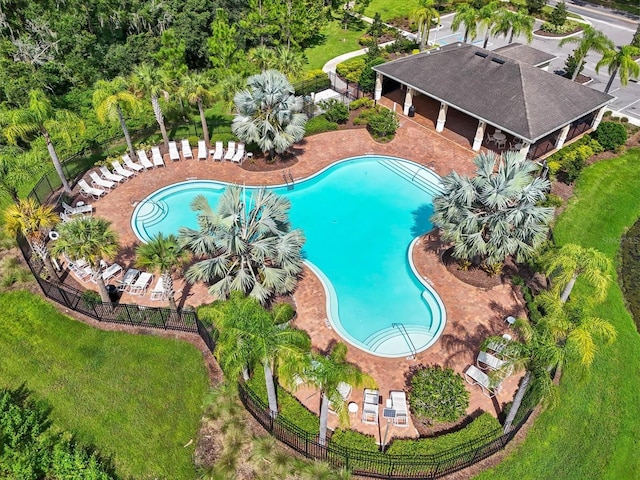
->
[131, 156, 447, 357]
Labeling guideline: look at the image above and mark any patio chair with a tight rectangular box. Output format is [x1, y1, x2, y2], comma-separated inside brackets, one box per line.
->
[212, 141, 224, 161]
[168, 141, 180, 161]
[150, 277, 168, 301]
[181, 139, 193, 160]
[59, 212, 73, 223]
[111, 160, 135, 179]
[116, 268, 140, 292]
[224, 141, 236, 161]
[137, 149, 153, 169]
[69, 261, 91, 282]
[464, 365, 500, 398]
[496, 139, 507, 149]
[89, 172, 116, 191]
[486, 132, 496, 144]
[129, 272, 153, 296]
[361, 388, 379, 425]
[78, 179, 106, 200]
[62, 201, 93, 216]
[152, 146, 165, 167]
[231, 143, 245, 164]
[99, 166, 125, 183]
[197, 140, 207, 160]
[477, 351, 505, 371]
[94, 262, 122, 283]
[122, 154, 144, 172]
[390, 391, 409, 427]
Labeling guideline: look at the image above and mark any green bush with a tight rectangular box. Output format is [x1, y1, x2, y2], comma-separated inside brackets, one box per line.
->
[353, 107, 378, 126]
[304, 115, 338, 136]
[272, 302, 296, 325]
[409, 366, 469, 424]
[595, 121, 627, 151]
[385, 413, 501, 455]
[539, 192, 564, 208]
[320, 98, 349, 124]
[541, 20, 580, 34]
[359, 57, 386, 93]
[336, 58, 366, 83]
[331, 429, 379, 452]
[349, 98, 374, 110]
[81, 290, 101, 308]
[367, 107, 399, 140]
[547, 135, 603, 182]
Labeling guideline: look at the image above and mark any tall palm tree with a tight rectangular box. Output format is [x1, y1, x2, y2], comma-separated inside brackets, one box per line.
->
[451, 3, 479, 44]
[543, 244, 612, 303]
[130, 63, 170, 149]
[410, 0, 441, 51]
[179, 72, 215, 147]
[431, 151, 554, 269]
[232, 70, 307, 159]
[559, 26, 614, 82]
[136, 233, 189, 310]
[92, 77, 140, 161]
[596, 45, 640, 93]
[3, 198, 59, 281]
[478, 1, 501, 49]
[0, 89, 84, 195]
[492, 9, 534, 44]
[51, 217, 119, 303]
[301, 343, 374, 446]
[179, 186, 306, 305]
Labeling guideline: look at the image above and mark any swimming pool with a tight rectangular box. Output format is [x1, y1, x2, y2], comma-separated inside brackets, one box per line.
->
[131, 155, 447, 358]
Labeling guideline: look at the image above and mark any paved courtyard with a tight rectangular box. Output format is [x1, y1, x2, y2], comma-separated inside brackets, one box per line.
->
[64, 121, 525, 443]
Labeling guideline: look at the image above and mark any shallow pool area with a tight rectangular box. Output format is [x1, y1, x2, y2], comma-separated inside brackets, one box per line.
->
[131, 156, 447, 357]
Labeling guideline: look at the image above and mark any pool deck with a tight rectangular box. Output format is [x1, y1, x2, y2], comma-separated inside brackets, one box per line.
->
[67, 121, 525, 442]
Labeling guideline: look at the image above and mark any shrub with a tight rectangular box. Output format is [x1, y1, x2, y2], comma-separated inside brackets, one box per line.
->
[367, 108, 399, 140]
[409, 365, 469, 424]
[541, 20, 579, 34]
[548, 1, 568, 28]
[272, 302, 296, 325]
[349, 97, 374, 110]
[526, 0, 548, 14]
[595, 121, 627, 151]
[546, 160, 562, 177]
[331, 429, 379, 452]
[336, 58, 366, 83]
[81, 290, 101, 308]
[539, 192, 564, 208]
[353, 107, 378, 126]
[359, 57, 386, 93]
[320, 98, 349, 124]
[304, 115, 338, 136]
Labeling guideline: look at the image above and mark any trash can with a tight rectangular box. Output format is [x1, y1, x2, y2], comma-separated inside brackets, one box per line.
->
[106, 284, 121, 304]
[408, 105, 416, 117]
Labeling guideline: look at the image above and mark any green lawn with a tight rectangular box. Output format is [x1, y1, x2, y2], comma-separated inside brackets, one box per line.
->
[304, 19, 367, 71]
[475, 148, 640, 479]
[0, 290, 210, 480]
[363, 0, 420, 22]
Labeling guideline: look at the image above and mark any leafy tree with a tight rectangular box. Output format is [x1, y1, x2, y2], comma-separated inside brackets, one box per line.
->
[431, 151, 553, 269]
[179, 186, 305, 305]
[208, 8, 242, 73]
[239, 0, 285, 48]
[179, 71, 215, 147]
[594, 121, 627, 151]
[92, 77, 140, 161]
[367, 107, 400, 139]
[213, 72, 247, 113]
[564, 52, 586, 80]
[451, 3, 480, 43]
[130, 63, 170, 149]
[153, 28, 188, 83]
[232, 70, 307, 159]
[3, 198, 59, 282]
[136, 233, 189, 311]
[492, 9, 534, 44]
[368, 12, 384, 40]
[0, 147, 41, 202]
[0, 89, 84, 195]
[596, 45, 640, 93]
[409, 366, 469, 424]
[411, 0, 441, 51]
[525, 0, 547, 14]
[559, 26, 614, 82]
[548, 2, 568, 30]
[51, 216, 119, 304]
[358, 57, 386, 93]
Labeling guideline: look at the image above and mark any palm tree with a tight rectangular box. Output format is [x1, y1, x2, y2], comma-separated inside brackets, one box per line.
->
[0, 147, 41, 202]
[51, 217, 119, 303]
[478, 1, 501, 49]
[135, 233, 189, 310]
[0, 89, 84, 195]
[559, 26, 614, 82]
[130, 63, 170, 150]
[410, 0, 441, 51]
[301, 343, 374, 446]
[232, 70, 307, 159]
[596, 45, 640, 93]
[3, 198, 59, 281]
[451, 3, 479, 43]
[274, 46, 304, 80]
[492, 9, 534, 44]
[92, 77, 140, 161]
[431, 151, 554, 269]
[543, 244, 612, 303]
[248, 45, 276, 71]
[179, 186, 305, 305]
[214, 72, 248, 113]
[179, 72, 215, 147]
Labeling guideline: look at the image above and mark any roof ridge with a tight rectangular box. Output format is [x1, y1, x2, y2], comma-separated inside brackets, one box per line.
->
[515, 63, 534, 140]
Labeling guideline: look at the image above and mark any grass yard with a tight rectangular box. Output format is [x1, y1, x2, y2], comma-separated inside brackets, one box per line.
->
[363, 0, 420, 22]
[0, 290, 210, 480]
[475, 148, 640, 479]
[304, 19, 367, 71]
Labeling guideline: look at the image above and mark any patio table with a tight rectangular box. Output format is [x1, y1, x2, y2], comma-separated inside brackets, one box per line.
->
[493, 132, 506, 142]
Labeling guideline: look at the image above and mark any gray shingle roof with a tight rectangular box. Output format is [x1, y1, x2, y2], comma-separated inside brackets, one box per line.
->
[373, 43, 613, 142]
[493, 43, 557, 67]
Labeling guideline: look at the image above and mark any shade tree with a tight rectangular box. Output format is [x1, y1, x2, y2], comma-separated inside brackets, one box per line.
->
[559, 26, 614, 82]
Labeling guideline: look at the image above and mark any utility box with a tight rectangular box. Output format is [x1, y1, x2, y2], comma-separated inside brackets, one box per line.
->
[408, 105, 416, 117]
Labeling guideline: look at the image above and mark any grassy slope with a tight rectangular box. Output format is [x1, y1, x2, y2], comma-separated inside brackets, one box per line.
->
[304, 20, 366, 71]
[475, 148, 640, 479]
[0, 291, 209, 480]
[363, 0, 420, 21]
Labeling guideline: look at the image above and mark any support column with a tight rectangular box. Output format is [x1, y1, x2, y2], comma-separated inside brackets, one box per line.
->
[436, 102, 448, 132]
[374, 72, 383, 101]
[472, 120, 486, 151]
[403, 87, 413, 115]
[555, 124, 571, 149]
[518, 142, 531, 160]
[591, 106, 607, 129]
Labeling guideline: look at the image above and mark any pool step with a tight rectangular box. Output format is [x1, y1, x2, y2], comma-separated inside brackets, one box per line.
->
[378, 159, 443, 197]
[363, 324, 436, 357]
[421, 291, 445, 335]
[136, 199, 169, 228]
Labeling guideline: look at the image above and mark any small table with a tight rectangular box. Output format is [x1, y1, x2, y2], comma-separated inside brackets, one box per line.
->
[493, 132, 506, 142]
[505, 315, 516, 326]
[76, 201, 85, 207]
[348, 402, 358, 415]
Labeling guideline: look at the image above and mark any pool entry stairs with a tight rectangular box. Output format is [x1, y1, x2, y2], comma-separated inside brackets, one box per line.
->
[135, 200, 169, 228]
[377, 158, 443, 197]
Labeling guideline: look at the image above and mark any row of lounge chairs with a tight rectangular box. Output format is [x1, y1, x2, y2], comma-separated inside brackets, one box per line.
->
[206, 141, 247, 163]
[464, 333, 513, 398]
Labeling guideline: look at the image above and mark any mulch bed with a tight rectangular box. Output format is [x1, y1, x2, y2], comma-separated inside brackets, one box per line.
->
[534, 26, 582, 37]
[240, 149, 300, 172]
[441, 248, 503, 290]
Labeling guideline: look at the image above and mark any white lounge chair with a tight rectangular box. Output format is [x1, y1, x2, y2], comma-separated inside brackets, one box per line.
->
[129, 272, 153, 296]
[116, 268, 140, 292]
[93, 262, 122, 283]
[181, 139, 193, 160]
[123, 154, 143, 172]
[477, 351, 505, 371]
[151, 146, 165, 167]
[361, 389, 379, 425]
[224, 141, 235, 161]
[150, 277, 167, 301]
[390, 391, 409, 427]
[89, 172, 116, 191]
[197, 140, 207, 160]
[212, 141, 224, 161]
[168, 141, 180, 161]
[78, 180, 106, 200]
[231, 143, 245, 164]
[69, 262, 92, 282]
[99, 166, 125, 183]
[111, 161, 135, 179]
[137, 150, 153, 169]
[465, 365, 500, 398]
[62, 201, 93, 216]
